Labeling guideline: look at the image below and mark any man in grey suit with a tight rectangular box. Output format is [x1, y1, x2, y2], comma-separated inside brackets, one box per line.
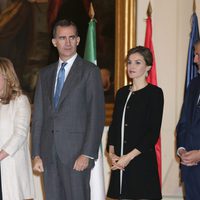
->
[31, 19, 105, 200]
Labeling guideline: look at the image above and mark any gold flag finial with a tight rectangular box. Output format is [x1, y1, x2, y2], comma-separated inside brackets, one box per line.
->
[193, 0, 196, 12]
[147, 1, 152, 17]
[89, 2, 95, 19]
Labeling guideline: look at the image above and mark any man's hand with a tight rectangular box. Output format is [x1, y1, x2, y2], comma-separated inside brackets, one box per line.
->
[178, 148, 187, 157]
[33, 156, 44, 173]
[181, 150, 200, 166]
[73, 155, 89, 171]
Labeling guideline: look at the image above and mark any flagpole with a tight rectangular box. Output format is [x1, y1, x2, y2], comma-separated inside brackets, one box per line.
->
[147, 1, 152, 17]
[89, 2, 95, 19]
[144, 1, 162, 187]
[193, 0, 196, 13]
[84, 3, 106, 200]
[184, 3, 199, 89]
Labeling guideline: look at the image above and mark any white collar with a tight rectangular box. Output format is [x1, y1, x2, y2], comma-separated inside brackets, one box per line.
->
[58, 53, 77, 67]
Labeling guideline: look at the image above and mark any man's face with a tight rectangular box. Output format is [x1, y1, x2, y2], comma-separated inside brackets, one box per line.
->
[52, 25, 80, 61]
[194, 43, 200, 70]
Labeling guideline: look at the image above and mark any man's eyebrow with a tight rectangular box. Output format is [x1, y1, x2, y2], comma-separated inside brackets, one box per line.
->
[58, 35, 76, 38]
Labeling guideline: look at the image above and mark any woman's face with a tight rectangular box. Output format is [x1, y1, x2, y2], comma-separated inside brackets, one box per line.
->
[0, 74, 5, 95]
[127, 53, 150, 80]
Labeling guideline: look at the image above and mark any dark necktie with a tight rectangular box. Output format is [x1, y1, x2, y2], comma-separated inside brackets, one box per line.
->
[54, 62, 67, 108]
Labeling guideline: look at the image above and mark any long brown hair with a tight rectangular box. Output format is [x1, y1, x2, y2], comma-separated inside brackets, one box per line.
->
[0, 57, 22, 104]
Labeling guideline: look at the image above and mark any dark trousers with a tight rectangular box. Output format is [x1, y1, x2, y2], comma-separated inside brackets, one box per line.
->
[182, 166, 200, 200]
[43, 150, 92, 200]
[184, 180, 200, 200]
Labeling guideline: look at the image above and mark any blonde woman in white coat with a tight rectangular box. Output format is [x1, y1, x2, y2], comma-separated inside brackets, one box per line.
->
[0, 57, 35, 200]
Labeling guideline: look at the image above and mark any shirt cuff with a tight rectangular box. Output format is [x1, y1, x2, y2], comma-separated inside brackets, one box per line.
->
[83, 155, 94, 159]
[177, 147, 185, 156]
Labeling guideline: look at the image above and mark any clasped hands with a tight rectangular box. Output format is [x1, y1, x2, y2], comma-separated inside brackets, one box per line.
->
[179, 149, 200, 166]
[109, 153, 133, 171]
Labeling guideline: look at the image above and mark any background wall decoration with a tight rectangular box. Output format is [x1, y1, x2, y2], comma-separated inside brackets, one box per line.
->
[0, 0, 116, 105]
[0, 0, 50, 101]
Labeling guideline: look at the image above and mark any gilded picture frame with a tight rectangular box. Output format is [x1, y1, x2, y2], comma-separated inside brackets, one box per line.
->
[105, 0, 137, 125]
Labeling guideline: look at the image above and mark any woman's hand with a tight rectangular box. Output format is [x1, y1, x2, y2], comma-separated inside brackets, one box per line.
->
[0, 150, 9, 161]
[110, 148, 141, 171]
[112, 154, 132, 170]
[108, 145, 121, 170]
[109, 152, 120, 166]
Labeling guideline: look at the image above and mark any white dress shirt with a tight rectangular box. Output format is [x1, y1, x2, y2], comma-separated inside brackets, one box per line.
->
[54, 53, 77, 94]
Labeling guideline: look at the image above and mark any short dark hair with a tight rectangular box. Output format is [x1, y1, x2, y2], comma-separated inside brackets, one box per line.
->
[52, 19, 79, 38]
[126, 46, 153, 66]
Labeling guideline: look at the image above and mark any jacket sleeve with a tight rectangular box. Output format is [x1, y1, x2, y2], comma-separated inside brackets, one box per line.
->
[81, 67, 105, 159]
[135, 88, 164, 153]
[2, 95, 31, 156]
[31, 72, 44, 158]
[176, 86, 191, 149]
[107, 90, 120, 150]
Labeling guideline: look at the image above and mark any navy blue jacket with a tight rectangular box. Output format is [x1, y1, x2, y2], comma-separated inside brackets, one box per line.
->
[177, 74, 200, 180]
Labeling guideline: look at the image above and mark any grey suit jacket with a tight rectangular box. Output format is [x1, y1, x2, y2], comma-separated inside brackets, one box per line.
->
[31, 55, 105, 167]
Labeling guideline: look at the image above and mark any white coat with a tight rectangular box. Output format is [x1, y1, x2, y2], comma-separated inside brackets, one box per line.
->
[0, 95, 35, 200]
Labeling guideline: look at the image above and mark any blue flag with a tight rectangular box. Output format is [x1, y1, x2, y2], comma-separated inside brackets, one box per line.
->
[185, 12, 199, 90]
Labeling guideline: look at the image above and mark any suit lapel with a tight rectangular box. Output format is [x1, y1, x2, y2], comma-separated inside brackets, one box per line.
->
[57, 56, 82, 108]
[46, 62, 58, 107]
[191, 82, 200, 122]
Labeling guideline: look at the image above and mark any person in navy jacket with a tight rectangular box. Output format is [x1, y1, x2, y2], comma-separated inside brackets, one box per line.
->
[177, 39, 200, 200]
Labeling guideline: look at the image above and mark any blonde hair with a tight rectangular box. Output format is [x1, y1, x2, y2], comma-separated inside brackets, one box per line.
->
[0, 57, 22, 104]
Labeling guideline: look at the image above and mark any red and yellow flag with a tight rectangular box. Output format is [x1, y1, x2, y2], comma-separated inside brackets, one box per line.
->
[144, 10, 162, 186]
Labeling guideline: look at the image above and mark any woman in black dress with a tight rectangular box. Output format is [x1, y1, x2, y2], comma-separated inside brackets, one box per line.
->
[107, 46, 164, 200]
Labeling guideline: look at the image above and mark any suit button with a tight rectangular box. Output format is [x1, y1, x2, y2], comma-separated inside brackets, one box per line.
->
[124, 140, 127, 144]
[126, 106, 130, 109]
[51, 130, 54, 133]
[125, 123, 128, 127]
